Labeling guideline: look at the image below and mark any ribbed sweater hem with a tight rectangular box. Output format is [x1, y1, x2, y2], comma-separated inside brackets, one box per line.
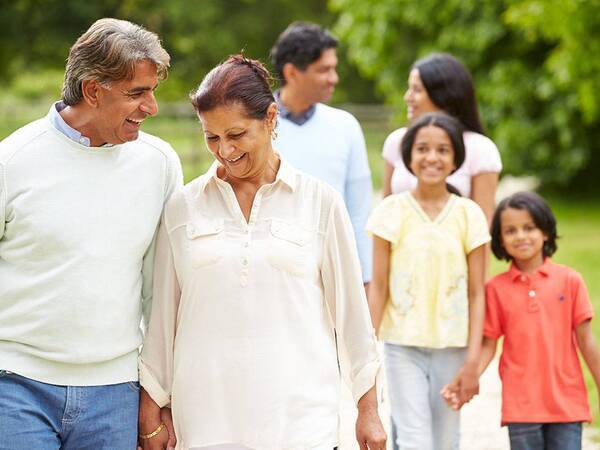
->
[0, 347, 139, 386]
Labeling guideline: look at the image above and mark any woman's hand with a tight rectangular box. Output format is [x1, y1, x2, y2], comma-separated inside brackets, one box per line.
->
[138, 388, 176, 450]
[356, 386, 387, 450]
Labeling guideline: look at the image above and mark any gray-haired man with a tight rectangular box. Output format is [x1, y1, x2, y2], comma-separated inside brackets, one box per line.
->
[0, 18, 182, 449]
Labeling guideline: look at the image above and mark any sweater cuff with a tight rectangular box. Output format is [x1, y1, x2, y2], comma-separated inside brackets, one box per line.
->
[139, 359, 171, 408]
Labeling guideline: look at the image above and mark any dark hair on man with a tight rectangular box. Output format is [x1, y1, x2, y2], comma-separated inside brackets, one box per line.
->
[490, 191, 558, 261]
[270, 21, 338, 85]
[401, 112, 465, 195]
[190, 54, 274, 120]
[412, 53, 484, 134]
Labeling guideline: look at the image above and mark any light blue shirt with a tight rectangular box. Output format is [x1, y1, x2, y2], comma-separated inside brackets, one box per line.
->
[274, 102, 373, 282]
[47, 101, 113, 147]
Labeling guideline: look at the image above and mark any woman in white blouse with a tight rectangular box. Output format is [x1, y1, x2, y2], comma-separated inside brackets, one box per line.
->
[137, 55, 385, 450]
[382, 53, 502, 223]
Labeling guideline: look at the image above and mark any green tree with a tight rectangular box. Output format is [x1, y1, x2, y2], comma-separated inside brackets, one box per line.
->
[330, 0, 600, 190]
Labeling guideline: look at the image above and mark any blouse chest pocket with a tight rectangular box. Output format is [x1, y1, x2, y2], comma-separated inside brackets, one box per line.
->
[267, 219, 314, 277]
[185, 218, 225, 268]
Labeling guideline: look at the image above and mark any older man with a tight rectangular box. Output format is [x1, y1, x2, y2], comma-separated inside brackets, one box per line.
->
[271, 22, 373, 288]
[0, 18, 182, 449]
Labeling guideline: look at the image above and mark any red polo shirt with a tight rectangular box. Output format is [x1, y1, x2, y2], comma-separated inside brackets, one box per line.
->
[484, 258, 593, 424]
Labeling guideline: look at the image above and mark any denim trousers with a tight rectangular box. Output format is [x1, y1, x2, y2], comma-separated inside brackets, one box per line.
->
[508, 422, 582, 450]
[384, 343, 466, 450]
[0, 370, 139, 450]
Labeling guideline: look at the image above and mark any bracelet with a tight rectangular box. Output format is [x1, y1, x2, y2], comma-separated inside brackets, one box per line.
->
[139, 422, 165, 440]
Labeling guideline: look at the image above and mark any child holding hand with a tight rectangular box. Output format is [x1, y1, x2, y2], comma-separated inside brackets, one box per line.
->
[368, 112, 489, 449]
[444, 191, 600, 450]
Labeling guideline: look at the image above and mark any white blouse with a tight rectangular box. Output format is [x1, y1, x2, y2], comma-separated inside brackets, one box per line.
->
[139, 158, 380, 450]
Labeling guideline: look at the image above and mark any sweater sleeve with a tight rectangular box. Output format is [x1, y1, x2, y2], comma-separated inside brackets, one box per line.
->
[141, 148, 184, 327]
[321, 191, 381, 405]
[344, 116, 373, 283]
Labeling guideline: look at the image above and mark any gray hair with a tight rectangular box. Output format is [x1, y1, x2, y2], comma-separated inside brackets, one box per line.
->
[62, 18, 170, 105]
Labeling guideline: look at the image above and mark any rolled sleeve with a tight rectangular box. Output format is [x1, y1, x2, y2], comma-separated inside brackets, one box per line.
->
[139, 216, 181, 407]
[321, 192, 381, 405]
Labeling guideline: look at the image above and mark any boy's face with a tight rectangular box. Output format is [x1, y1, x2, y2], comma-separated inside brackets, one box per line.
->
[500, 207, 547, 266]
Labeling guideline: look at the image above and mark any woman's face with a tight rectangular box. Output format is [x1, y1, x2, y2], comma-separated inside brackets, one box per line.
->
[409, 125, 456, 186]
[198, 102, 277, 181]
[404, 69, 440, 122]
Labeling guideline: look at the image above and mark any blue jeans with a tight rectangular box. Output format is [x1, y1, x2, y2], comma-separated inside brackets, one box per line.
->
[508, 422, 582, 450]
[0, 370, 139, 450]
[384, 344, 465, 450]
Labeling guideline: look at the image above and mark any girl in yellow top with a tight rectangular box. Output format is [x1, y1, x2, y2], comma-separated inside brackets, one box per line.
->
[367, 112, 489, 450]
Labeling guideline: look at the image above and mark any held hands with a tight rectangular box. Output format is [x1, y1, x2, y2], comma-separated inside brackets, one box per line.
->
[440, 364, 480, 411]
[138, 405, 176, 450]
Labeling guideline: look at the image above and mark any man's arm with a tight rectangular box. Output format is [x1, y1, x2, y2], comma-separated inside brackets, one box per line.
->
[344, 116, 373, 284]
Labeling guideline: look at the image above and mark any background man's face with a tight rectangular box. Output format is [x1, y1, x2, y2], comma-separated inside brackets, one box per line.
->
[92, 59, 159, 145]
[295, 48, 339, 105]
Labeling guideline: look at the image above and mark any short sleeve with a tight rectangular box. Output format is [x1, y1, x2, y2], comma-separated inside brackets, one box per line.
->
[463, 199, 491, 253]
[464, 132, 503, 175]
[366, 195, 402, 244]
[570, 271, 593, 328]
[484, 281, 504, 339]
[0, 163, 5, 238]
[381, 128, 406, 165]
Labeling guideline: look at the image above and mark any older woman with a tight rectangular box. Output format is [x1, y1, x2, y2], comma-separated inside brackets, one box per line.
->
[137, 55, 385, 450]
[382, 53, 502, 224]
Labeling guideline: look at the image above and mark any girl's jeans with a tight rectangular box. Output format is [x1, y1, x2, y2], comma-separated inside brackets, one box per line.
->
[384, 343, 466, 450]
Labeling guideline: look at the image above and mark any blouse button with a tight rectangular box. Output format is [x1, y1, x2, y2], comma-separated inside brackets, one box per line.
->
[528, 290, 536, 298]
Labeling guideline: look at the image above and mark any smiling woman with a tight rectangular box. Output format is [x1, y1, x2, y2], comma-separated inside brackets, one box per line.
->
[137, 55, 387, 450]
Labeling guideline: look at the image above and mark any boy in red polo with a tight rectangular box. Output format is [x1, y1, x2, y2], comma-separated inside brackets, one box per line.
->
[443, 192, 600, 450]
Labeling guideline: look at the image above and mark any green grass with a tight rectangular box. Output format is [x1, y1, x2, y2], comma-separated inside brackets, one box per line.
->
[3, 101, 600, 427]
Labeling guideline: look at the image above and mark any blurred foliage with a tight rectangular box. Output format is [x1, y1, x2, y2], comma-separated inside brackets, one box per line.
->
[330, 0, 600, 190]
[0, 0, 379, 103]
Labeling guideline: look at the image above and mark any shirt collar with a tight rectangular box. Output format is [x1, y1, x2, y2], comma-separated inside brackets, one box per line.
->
[199, 154, 297, 193]
[274, 90, 316, 126]
[509, 258, 552, 281]
[47, 101, 114, 148]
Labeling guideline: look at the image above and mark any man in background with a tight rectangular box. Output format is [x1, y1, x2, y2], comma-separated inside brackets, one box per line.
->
[271, 22, 373, 289]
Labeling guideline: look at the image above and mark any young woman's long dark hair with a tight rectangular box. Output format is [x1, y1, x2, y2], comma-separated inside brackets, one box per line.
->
[413, 53, 484, 135]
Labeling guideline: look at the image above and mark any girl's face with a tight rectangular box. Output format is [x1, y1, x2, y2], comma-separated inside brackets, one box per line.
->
[500, 207, 547, 267]
[404, 69, 440, 122]
[198, 102, 277, 182]
[409, 125, 456, 186]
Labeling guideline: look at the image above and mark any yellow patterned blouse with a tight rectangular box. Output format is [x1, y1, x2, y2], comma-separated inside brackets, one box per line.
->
[367, 192, 490, 348]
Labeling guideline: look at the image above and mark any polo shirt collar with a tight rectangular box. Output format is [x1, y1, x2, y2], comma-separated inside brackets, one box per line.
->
[199, 154, 297, 193]
[274, 90, 316, 126]
[509, 258, 552, 281]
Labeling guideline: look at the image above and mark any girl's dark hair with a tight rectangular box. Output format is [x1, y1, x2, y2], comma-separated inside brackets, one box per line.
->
[401, 112, 465, 195]
[413, 53, 484, 134]
[190, 54, 274, 119]
[490, 191, 558, 261]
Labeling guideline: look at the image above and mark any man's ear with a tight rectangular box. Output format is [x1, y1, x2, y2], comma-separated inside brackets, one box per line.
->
[81, 79, 101, 108]
[282, 62, 299, 86]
